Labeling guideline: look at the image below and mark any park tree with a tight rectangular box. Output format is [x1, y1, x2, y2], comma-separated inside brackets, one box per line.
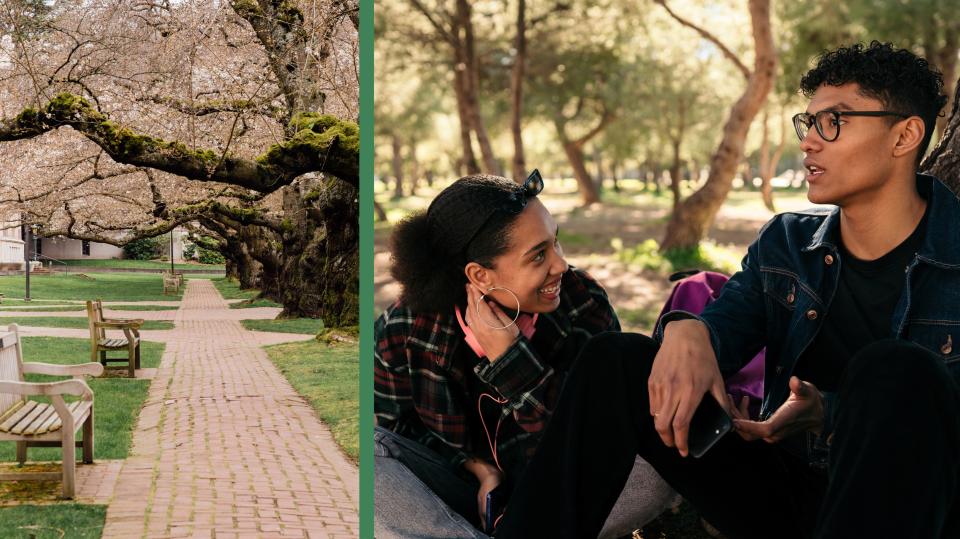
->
[780, 0, 960, 136]
[396, 0, 500, 176]
[523, 1, 647, 206]
[657, 0, 777, 250]
[922, 84, 960, 192]
[0, 0, 359, 325]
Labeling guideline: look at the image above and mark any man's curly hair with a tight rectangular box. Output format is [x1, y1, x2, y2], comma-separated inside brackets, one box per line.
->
[800, 41, 948, 164]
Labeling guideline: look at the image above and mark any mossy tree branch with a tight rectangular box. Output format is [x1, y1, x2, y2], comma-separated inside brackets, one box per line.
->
[0, 93, 358, 192]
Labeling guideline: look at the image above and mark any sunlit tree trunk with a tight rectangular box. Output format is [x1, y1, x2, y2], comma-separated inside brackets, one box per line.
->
[392, 134, 404, 198]
[510, 0, 527, 183]
[660, 0, 776, 250]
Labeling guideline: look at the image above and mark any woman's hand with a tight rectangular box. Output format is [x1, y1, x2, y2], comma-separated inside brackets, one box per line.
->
[463, 457, 504, 527]
[477, 471, 503, 527]
[464, 283, 520, 362]
[731, 376, 824, 443]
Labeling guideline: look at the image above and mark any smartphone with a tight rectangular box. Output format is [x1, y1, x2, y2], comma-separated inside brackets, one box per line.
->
[484, 484, 508, 533]
[687, 393, 733, 458]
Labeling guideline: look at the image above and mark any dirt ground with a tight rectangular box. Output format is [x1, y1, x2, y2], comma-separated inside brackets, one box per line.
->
[375, 181, 815, 333]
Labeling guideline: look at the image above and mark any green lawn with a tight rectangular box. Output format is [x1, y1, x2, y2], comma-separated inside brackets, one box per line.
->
[0, 318, 173, 330]
[108, 304, 178, 311]
[0, 304, 175, 313]
[242, 318, 322, 334]
[60, 259, 224, 271]
[0, 504, 106, 538]
[264, 340, 358, 461]
[0, 305, 83, 312]
[0, 337, 163, 461]
[0, 273, 183, 302]
[213, 278, 282, 309]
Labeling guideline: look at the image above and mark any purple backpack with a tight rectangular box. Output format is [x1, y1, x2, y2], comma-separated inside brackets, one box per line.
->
[657, 270, 764, 418]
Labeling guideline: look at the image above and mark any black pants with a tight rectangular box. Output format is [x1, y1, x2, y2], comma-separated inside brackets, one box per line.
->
[495, 333, 960, 539]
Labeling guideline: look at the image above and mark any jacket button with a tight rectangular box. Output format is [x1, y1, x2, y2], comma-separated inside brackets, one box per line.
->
[806, 309, 818, 320]
[824, 254, 834, 265]
[786, 293, 795, 304]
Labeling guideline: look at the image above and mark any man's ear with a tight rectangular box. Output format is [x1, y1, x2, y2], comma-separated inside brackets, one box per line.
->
[464, 262, 494, 291]
[892, 116, 925, 159]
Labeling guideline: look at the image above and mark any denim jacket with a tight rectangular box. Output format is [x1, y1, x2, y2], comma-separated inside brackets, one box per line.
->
[656, 174, 960, 436]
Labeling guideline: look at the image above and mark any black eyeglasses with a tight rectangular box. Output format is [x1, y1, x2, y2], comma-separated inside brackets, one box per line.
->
[792, 110, 910, 142]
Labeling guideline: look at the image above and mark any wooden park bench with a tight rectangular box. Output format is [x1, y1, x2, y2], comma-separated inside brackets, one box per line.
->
[0, 324, 103, 498]
[86, 300, 143, 377]
[162, 271, 180, 295]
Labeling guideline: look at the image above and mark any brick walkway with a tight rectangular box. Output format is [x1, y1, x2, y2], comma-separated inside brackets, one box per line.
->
[98, 280, 358, 538]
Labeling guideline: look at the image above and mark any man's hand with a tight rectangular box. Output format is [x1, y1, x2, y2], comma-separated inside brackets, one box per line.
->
[649, 319, 728, 457]
[464, 284, 520, 362]
[731, 376, 824, 443]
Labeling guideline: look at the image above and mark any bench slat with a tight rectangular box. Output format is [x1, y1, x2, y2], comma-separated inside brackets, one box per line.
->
[23, 402, 59, 435]
[0, 400, 37, 432]
[71, 401, 92, 425]
[99, 338, 133, 348]
[0, 400, 24, 427]
[0, 401, 92, 435]
[10, 401, 49, 434]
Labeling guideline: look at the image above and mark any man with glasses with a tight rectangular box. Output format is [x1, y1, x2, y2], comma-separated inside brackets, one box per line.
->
[496, 41, 959, 539]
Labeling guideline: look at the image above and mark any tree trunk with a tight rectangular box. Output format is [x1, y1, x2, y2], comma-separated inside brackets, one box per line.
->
[758, 110, 775, 211]
[391, 134, 404, 198]
[457, 0, 499, 175]
[554, 112, 613, 206]
[409, 144, 419, 196]
[660, 0, 776, 251]
[925, 30, 958, 138]
[922, 76, 960, 191]
[593, 144, 606, 194]
[453, 54, 480, 175]
[278, 178, 358, 325]
[611, 159, 621, 192]
[560, 137, 600, 205]
[510, 0, 527, 183]
[670, 139, 682, 209]
[374, 200, 388, 222]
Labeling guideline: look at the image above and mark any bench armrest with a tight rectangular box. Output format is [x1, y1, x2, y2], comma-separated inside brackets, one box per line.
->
[22, 362, 104, 378]
[95, 320, 143, 330]
[0, 379, 93, 399]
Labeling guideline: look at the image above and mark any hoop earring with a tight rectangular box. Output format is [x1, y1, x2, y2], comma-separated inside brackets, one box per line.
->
[477, 286, 521, 330]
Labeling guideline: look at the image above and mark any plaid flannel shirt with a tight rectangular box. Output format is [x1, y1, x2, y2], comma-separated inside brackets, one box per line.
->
[374, 267, 619, 475]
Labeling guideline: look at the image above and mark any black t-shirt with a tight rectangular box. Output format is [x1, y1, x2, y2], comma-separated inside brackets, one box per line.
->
[792, 209, 928, 391]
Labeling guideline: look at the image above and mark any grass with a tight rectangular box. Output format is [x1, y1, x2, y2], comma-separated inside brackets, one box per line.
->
[611, 238, 742, 276]
[241, 318, 322, 334]
[59, 259, 224, 271]
[617, 306, 660, 333]
[107, 304, 178, 311]
[0, 306, 84, 312]
[0, 318, 174, 330]
[213, 278, 282, 309]
[211, 277, 257, 300]
[0, 504, 106, 538]
[0, 337, 162, 462]
[0, 305, 175, 314]
[264, 340, 358, 461]
[230, 298, 282, 309]
[0, 273, 183, 302]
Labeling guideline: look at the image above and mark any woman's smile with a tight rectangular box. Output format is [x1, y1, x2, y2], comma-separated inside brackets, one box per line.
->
[537, 278, 562, 300]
